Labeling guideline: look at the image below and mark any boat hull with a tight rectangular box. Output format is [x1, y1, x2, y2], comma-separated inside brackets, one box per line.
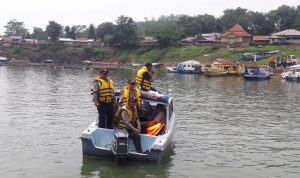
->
[204, 72, 228, 77]
[243, 67, 272, 80]
[81, 116, 175, 162]
[167, 70, 178, 73]
[285, 76, 300, 81]
[0, 60, 8, 66]
[81, 136, 172, 162]
[244, 75, 271, 80]
[81, 128, 174, 162]
[177, 70, 203, 74]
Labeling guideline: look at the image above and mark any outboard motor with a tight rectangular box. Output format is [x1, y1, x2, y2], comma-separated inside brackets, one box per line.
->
[111, 129, 129, 161]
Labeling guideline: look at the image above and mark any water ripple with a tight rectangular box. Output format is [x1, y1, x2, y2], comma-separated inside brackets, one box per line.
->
[1, 67, 300, 177]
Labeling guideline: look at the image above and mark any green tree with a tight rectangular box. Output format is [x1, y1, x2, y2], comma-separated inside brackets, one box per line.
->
[268, 5, 297, 31]
[46, 21, 62, 43]
[156, 33, 170, 48]
[296, 6, 300, 29]
[32, 27, 47, 39]
[295, 13, 300, 30]
[113, 15, 138, 48]
[177, 15, 198, 36]
[104, 34, 114, 44]
[4, 19, 28, 37]
[65, 26, 70, 38]
[275, 5, 297, 30]
[73, 25, 87, 37]
[69, 26, 76, 39]
[96, 22, 115, 40]
[218, 7, 250, 32]
[195, 14, 218, 33]
[149, 15, 184, 46]
[248, 11, 275, 35]
[88, 24, 96, 39]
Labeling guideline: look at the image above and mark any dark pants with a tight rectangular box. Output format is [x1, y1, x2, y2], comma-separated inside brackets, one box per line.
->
[128, 129, 142, 153]
[97, 102, 114, 129]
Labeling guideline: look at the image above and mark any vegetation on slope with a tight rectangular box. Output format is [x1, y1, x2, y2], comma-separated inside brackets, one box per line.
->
[1, 45, 300, 65]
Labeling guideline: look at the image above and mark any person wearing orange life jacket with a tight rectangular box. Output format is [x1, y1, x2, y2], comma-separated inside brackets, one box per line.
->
[141, 104, 166, 136]
[136, 63, 157, 92]
[115, 97, 142, 153]
[119, 80, 142, 109]
[92, 69, 115, 129]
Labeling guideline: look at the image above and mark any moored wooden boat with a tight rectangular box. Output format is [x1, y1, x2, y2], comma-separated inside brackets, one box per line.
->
[167, 60, 204, 74]
[205, 60, 243, 77]
[243, 66, 272, 80]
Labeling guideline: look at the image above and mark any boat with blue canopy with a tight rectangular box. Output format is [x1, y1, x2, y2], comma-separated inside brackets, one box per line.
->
[167, 60, 204, 74]
[243, 66, 272, 80]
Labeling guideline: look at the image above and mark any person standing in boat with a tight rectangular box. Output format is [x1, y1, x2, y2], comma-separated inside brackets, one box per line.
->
[115, 97, 142, 153]
[93, 69, 115, 129]
[136, 63, 157, 92]
[119, 80, 142, 109]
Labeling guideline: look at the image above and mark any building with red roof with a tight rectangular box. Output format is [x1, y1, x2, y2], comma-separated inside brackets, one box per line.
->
[252, 36, 269, 46]
[220, 24, 252, 47]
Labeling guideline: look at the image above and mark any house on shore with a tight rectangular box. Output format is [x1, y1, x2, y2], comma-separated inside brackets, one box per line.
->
[179, 34, 220, 46]
[252, 36, 269, 46]
[139, 37, 159, 48]
[202, 33, 220, 42]
[1, 36, 37, 47]
[194, 33, 220, 46]
[178, 36, 196, 46]
[220, 24, 252, 47]
[268, 35, 283, 45]
[89, 61, 119, 69]
[271, 29, 300, 44]
[58, 38, 101, 47]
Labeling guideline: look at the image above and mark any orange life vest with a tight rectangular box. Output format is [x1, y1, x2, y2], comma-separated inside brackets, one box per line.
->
[147, 123, 165, 136]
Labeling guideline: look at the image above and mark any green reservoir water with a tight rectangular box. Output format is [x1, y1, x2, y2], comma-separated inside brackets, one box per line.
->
[0, 66, 299, 178]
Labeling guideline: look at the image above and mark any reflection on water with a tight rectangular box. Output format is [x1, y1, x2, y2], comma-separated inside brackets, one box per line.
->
[1, 66, 300, 178]
[80, 145, 175, 178]
[81, 157, 170, 178]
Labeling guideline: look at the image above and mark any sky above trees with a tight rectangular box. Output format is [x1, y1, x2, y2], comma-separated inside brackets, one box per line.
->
[0, 0, 299, 35]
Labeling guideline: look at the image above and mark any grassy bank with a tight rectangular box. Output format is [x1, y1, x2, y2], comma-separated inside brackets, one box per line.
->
[1, 45, 300, 65]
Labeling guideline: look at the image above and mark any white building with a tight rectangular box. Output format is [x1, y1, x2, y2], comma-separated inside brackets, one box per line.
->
[272, 29, 300, 44]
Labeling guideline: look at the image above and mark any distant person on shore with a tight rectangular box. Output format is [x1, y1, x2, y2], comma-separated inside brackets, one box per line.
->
[269, 57, 276, 69]
[119, 79, 142, 109]
[115, 97, 142, 153]
[136, 63, 158, 92]
[92, 69, 115, 129]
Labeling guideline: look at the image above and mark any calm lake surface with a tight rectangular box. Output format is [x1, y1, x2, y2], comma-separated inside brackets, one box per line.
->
[0, 66, 300, 178]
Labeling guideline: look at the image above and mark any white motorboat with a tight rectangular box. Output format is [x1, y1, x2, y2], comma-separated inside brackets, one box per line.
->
[81, 91, 175, 162]
[0, 56, 8, 66]
[281, 64, 300, 81]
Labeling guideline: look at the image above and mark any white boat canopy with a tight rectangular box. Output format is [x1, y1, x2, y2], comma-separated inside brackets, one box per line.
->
[179, 60, 201, 65]
[290, 64, 300, 69]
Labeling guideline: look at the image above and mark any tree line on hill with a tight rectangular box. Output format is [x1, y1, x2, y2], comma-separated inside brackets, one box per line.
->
[3, 5, 300, 48]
